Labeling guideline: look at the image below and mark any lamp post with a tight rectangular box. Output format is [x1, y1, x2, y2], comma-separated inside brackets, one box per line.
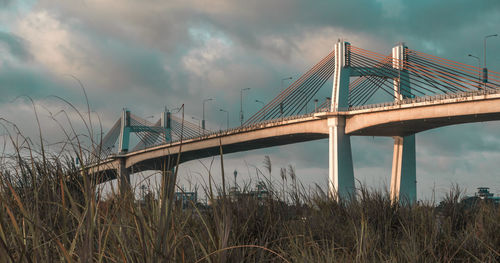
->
[484, 34, 498, 70]
[233, 170, 238, 190]
[483, 34, 498, 88]
[240, 88, 250, 126]
[468, 54, 481, 85]
[280, 77, 293, 116]
[255, 99, 265, 107]
[281, 76, 293, 90]
[191, 116, 201, 136]
[202, 98, 214, 134]
[219, 108, 229, 130]
[255, 99, 266, 119]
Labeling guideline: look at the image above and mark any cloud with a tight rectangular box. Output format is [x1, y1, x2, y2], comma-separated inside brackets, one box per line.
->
[0, 31, 32, 62]
[16, 10, 87, 78]
[1, 0, 500, 198]
[0, 65, 57, 102]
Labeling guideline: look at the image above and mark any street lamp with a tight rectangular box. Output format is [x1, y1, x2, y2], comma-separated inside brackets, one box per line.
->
[281, 76, 293, 90]
[280, 76, 293, 116]
[255, 100, 267, 119]
[483, 34, 498, 87]
[240, 88, 250, 126]
[191, 116, 201, 136]
[467, 54, 481, 85]
[255, 99, 265, 106]
[484, 34, 498, 69]
[233, 170, 238, 190]
[219, 108, 229, 130]
[202, 98, 214, 134]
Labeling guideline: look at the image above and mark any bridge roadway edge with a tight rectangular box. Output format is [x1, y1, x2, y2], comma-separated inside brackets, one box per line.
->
[90, 116, 331, 179]
[89, 92, 500, 182]
[344, 92, 500, 136]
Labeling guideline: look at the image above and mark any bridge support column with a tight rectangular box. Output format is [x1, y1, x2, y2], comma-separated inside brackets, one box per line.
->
[390, 135, 416, 203]
[328, 40, 355, 200]
[117, 157, 131, 195]
[328, 117, 355, 200]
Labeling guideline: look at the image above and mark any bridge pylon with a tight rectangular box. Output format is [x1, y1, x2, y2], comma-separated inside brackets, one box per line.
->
[118, 108, 131, 154]
[329, 40, 355, 200]
[390, 43, 416, 203]
[161, 107, 172, 143]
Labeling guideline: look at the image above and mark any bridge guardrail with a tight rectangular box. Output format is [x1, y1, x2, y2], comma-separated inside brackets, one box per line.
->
[114, 88, 500, 155]
[349, 88, 500, 111]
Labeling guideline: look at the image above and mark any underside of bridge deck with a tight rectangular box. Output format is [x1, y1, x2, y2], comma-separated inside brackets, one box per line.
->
[348, 112, 500, 136]
[130, 132, 328, 171]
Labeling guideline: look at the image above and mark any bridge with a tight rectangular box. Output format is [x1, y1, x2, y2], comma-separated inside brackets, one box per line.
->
[88, 40, 500, 203]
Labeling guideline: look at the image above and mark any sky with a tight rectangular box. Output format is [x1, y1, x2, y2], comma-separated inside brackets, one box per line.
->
[1, 0, 500, 200]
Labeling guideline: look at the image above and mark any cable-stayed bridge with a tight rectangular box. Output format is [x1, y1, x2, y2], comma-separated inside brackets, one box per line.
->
[89, 40, 500, 202]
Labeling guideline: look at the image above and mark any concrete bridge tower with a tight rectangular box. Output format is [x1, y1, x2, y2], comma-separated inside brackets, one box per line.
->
[329, 41, 417, 203]
[118, 108, 131, 154]
[329, 40, 355, 199]
[161, 107, 172, 143]
[390, 43, 416, 203]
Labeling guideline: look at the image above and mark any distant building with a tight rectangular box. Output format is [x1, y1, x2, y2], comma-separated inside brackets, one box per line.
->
[175, 191, 198, 209]
[462, 187, 500, 206]
[227, 181, 269, 202]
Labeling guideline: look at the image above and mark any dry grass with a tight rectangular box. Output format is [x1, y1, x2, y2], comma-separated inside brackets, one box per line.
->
[0, 151, 499, 262]
[0, 99, 499, 262]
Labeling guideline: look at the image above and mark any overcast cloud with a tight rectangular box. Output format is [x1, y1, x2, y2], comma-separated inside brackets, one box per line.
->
[1, 0, 500, 200]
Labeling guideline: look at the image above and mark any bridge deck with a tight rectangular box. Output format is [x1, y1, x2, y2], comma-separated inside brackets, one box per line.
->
[89, 90, 500, 180]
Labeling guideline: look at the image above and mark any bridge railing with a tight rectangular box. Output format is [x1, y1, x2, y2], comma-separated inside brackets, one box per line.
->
[133, 112, 319, 149]
[193, 113, 317, 139]
[349, 88, 500, 111]
[121, 88, 500, 153]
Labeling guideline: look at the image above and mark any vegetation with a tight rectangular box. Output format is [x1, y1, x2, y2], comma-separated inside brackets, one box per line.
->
[0, 152, 499, 262]
[0, 100, 498, 262]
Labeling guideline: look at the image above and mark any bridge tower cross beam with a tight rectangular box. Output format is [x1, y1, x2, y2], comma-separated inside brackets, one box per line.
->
[328, 40, 355, 200]
[118, 108, 131, 154]
[161, 107, 172, 143]
[390, 43, 416, 204]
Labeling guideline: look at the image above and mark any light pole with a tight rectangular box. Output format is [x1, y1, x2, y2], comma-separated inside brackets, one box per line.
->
[240, 88, 250, 126]
[468, 54, 481, 85]
[233, 170, 238, 190]
[281, 76, 293, 90]
[202, 98, 214, 134]
[191, 116, 201, 136]
[280, 77, 293, 116]
[219, 108, 229, 130]
[484, 34, 498, 69]
[484, 34, 498, 87]
[255, 100, 267, 119]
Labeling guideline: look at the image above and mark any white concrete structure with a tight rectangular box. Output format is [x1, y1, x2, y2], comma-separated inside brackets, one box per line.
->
[329, 40, 355, 200]
[90, 90, 500, 203]
[90, 41, 500, 203]
[390, 43, 416, 203]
